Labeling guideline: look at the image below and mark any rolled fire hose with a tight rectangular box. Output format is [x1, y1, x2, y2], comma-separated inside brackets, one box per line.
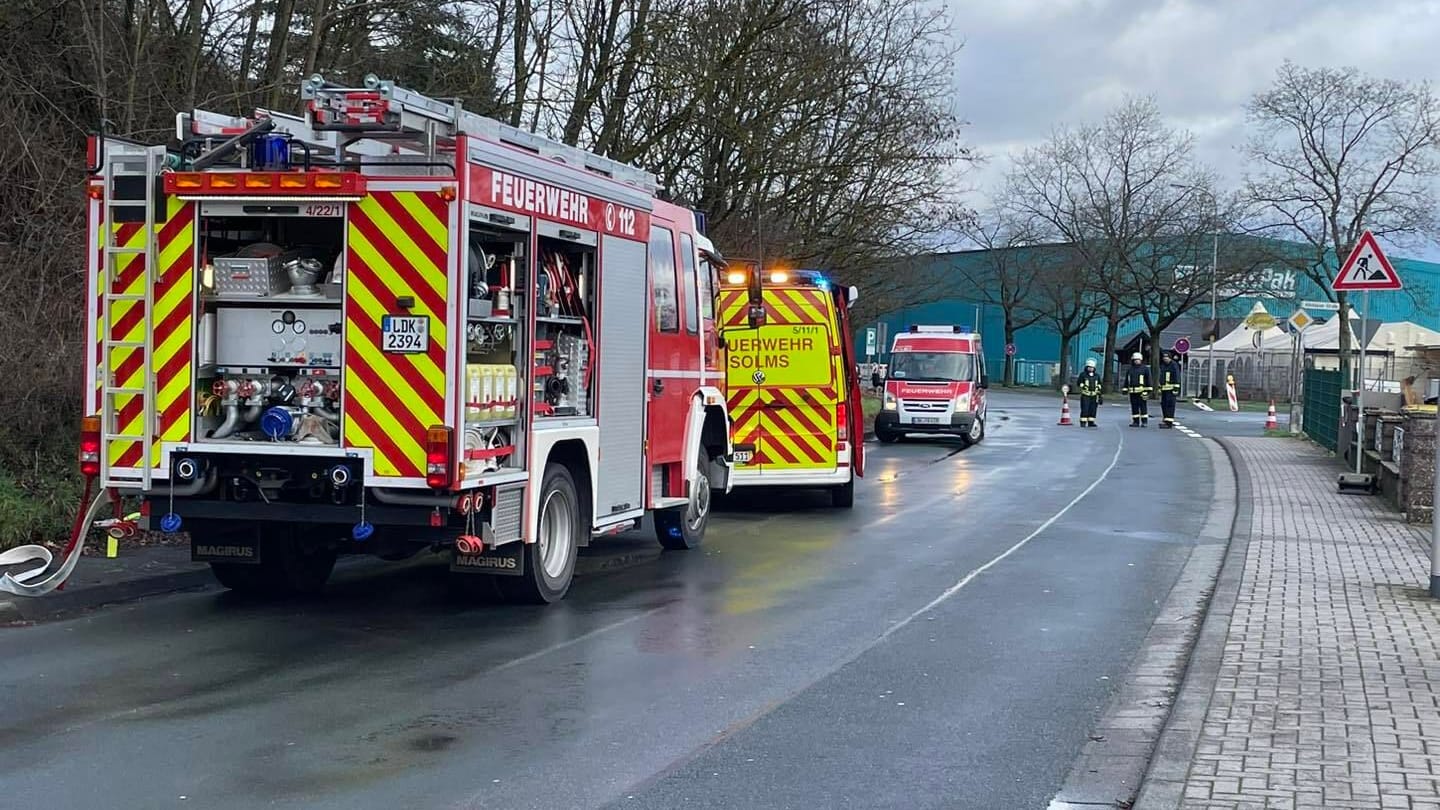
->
[0, 486, 108, 597]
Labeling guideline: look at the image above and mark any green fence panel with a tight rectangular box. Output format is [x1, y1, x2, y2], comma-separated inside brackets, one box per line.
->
[1303, 368, 1341, 450]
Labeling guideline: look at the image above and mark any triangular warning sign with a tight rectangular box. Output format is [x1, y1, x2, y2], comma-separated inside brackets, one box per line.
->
[1332, 230, 1402, 292]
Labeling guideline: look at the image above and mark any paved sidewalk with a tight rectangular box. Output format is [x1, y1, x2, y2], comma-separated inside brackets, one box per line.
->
[1148, 437, 1440, 809]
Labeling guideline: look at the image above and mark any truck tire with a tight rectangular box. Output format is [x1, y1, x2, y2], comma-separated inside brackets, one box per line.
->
[875, 424, 899, 444]
[208, 525, 336, 596]
[655, 457, 711, 550]
[831, 476, 855, 508]
[499, 463, 580, 604]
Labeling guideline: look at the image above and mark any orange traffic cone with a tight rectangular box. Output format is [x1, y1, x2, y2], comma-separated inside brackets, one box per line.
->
[1058, 395, 1073, 426]
[1265, 400, 1278, 430]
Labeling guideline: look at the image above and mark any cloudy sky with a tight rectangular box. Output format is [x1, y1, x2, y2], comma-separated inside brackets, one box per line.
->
[948, 0, 1440, 203]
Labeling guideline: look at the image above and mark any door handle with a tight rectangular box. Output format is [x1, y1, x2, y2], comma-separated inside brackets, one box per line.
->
[652, 378, 664, 395]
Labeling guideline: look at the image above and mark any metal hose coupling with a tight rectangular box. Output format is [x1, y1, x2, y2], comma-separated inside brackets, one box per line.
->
[456, 535, 484, 555]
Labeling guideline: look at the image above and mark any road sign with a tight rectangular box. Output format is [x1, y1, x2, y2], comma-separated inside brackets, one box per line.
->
[1301, 299, 1340, 312]
[1244, 312, 1277, 330]
[864, 327, 877, 357]
[1288, 309, 1315, 331]
[1173, 337, 1191, 355]
[1332, 230, 1402, 292]
[1005, 343, 1016, 356]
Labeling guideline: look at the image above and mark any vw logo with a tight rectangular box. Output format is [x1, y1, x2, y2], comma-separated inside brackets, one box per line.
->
[752, 370, 766, 384]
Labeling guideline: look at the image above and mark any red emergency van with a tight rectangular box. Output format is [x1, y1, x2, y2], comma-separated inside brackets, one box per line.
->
[874, 325, 988, 446]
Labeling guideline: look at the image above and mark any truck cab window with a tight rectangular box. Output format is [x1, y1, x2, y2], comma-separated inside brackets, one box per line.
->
[650, 226, 679, 332]
[679, 233, 699, 334]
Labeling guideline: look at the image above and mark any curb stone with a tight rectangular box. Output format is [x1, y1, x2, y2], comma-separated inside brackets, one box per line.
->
[1128, 437, 1255, 809]
[0, 567, 215, 625]
[1048, 437, 1239, 809]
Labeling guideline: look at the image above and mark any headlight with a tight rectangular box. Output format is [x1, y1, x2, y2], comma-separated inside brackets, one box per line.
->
[883, 392, 897, 411]
[953, 393, 971, 411]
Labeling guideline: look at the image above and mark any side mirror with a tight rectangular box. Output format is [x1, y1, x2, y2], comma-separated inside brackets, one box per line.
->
[847, 285, 859, 305]
[980, 374, 990, 389]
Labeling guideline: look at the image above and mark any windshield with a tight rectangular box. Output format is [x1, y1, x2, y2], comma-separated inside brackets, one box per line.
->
[888, 351, 974, 382]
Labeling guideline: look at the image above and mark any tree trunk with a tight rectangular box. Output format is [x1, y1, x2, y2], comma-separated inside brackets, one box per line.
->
[1150, 328, 1164, 400]
[301, 0, 329, 80]
[1101, 311, 1119, 392]
[239, 0, 263, 84]
[264, 0, 298, 109]
[1057, 334, 1072, 390]
[509, 0, 532, 127]
[1002, 316, 1016, 386]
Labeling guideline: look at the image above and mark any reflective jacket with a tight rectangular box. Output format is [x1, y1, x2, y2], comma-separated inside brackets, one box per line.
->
[1159, 362, 1182, 393]
[1124, 364, 1151, 394]
[1076, 370, 1102, 397]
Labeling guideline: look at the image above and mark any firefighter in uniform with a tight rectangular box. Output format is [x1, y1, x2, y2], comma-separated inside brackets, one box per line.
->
[1158, 350, 1182, 429]
[1075, 357, 1102, 427]
[1124, 352, 1151, 427]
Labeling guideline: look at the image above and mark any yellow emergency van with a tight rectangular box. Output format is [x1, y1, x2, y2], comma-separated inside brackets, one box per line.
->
[718, 266, 865, 507]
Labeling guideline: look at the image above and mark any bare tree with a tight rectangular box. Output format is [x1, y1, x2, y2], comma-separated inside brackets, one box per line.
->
[1029, 245, 1101, 388]
[1243, 62, 1440, 383]
[1007, 97, 1219, 391]
[953, 208, 1046, 386]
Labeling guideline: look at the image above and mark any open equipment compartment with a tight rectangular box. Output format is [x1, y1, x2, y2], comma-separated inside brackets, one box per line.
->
[532, 225, 597, 420]
[463, 213, 529, 476]
[194, 201, 346, 447]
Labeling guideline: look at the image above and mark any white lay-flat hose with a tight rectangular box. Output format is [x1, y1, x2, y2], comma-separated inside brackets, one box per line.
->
[0, 490, 109, 597]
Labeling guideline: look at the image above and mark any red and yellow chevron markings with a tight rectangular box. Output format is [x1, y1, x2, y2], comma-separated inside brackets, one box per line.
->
[343, 190, 450, 478]
[105, 197, 196, 470]
[759, 387, 836, 468]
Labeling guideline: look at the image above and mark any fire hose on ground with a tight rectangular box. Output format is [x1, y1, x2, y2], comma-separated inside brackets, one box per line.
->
[0, 480, 111, 597]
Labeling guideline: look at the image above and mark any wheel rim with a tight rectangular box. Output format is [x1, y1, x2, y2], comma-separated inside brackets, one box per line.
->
[686, 470, 710, 532]
[537, 488, 574, 580]
[970, 418, 983, 442]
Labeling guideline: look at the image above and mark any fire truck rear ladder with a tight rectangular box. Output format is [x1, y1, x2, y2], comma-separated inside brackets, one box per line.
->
[99, 145, 166, 490]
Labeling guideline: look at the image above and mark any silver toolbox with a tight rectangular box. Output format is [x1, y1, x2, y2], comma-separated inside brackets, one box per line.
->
[214, 256, 290, 297]
[216, 306, 344, 368]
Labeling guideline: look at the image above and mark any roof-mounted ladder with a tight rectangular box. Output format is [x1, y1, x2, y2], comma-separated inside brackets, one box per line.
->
[299, 73, 659, 192]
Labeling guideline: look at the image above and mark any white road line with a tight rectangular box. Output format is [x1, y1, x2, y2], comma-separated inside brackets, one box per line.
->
[878, 425, 1126, 642]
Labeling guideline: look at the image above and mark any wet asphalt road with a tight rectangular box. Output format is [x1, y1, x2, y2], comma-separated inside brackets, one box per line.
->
[0, 391, 1215, 809]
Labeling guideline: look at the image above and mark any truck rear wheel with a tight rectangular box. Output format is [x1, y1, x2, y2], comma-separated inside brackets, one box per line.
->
[209, 525, 336, 596]
[499, 463, 580, 604]
[655, 458, 710, 550]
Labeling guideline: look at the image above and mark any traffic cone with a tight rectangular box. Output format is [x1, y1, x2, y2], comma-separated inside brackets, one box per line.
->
[1265, 400, 1278, 430]
[1058, 395, 1073, 426]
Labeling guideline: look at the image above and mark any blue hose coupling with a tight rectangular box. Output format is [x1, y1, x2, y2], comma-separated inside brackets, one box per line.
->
[159, 512, 183, 533]
[352, 521, 374, 541]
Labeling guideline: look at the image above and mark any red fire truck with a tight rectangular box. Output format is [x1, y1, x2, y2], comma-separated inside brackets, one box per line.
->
[9, 75, 734, 604]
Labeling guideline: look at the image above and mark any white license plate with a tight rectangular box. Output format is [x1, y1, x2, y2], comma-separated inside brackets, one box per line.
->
[733, 450, 753, 464]
[381, 315, 429, 354]
[912, 417, 940, 424]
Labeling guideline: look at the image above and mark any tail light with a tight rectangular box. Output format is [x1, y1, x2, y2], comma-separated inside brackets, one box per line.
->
[836, 402, 848, 442]
[79, 415, 101, 478]
[426, 426, 454, 489]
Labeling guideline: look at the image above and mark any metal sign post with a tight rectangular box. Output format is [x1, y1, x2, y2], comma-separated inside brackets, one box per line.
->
[1332, 230, 1401, 494]
[1355, 289, 1368, 476]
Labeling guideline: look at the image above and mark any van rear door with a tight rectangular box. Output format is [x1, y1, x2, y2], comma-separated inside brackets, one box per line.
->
[750, 289, 837, 475]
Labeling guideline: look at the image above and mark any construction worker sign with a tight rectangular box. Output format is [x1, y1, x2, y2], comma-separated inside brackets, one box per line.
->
[1332, 231, 1402, 292]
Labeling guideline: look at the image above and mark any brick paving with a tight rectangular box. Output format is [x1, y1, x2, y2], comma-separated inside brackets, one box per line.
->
[1179, 438, 1440, 810]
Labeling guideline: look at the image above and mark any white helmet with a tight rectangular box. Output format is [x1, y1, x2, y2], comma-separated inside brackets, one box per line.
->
[1085, 358, 1097, 368]
[1131, 352, 1144, 361]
